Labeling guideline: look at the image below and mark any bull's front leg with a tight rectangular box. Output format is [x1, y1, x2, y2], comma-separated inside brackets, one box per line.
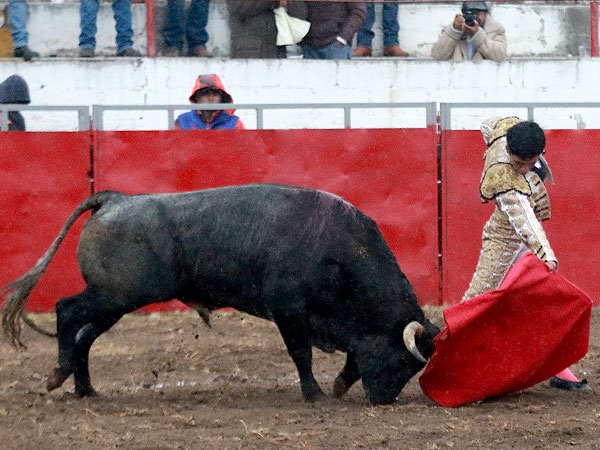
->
[272, 312, 325, 402]
[333, 352, 360, 398]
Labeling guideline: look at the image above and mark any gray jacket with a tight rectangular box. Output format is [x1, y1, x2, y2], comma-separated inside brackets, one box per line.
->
[431, 15, 507, 62]
[227, 1, 307, 59]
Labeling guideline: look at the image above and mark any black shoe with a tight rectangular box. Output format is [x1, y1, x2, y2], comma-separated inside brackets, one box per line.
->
[14, 46, 39, 61]
[116, 47, 142, 57]
[549, 376, 593, 392]
[79, 47, 95, 58]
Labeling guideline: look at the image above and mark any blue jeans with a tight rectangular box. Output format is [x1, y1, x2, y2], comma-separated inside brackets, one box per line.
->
[302, 42, 352, 60]
[163, 0, 209, 50]
[357, 2, 399, 48]
[8, 0, 28, 48]
[79, 0, 134, 53]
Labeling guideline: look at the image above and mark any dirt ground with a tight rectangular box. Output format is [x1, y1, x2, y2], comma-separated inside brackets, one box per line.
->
[1, 307, 600, 450]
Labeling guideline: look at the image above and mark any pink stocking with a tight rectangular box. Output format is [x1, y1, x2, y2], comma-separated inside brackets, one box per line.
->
[555, 368, 579, 382]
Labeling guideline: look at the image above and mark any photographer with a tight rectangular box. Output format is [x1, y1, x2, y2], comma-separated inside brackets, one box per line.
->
[431, 1, 506, 62]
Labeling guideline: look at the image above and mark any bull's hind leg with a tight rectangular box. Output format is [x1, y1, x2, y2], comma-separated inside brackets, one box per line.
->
[47, 291, 89, 393]
[333, 352, 360, 398]
[49, 286, 133, 396]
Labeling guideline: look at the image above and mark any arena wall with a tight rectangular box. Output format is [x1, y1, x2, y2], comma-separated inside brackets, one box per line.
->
[1, 128, 598, 311]
[1, 2, 598, 310]
[1, 57, 600, 132]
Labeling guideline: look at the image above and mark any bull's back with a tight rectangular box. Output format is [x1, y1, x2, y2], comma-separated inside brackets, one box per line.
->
[76, 184, 395, 306]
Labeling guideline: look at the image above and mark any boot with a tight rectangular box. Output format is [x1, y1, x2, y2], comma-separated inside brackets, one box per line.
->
[384, 45, 409, 57]
[14, 46, 39, 61]
[188, 46, 212, 57]
[352, 45, 372, 57]
[79, 47, 95, 58]
[162, 47, 181, 57]
[117, 47, 142, 57]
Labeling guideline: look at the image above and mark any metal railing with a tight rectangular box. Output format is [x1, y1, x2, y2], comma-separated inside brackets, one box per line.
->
[91, 103, 438, 130]
[6, 102, 600, 131]
[439, 102, 600, 130]
[0, 105, 90, 131]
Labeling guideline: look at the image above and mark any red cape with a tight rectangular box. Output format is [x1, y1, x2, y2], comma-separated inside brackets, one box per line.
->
[419, 252, 592, 407]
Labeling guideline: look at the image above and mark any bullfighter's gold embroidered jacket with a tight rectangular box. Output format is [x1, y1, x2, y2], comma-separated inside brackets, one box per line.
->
[462, 117, 556, 301]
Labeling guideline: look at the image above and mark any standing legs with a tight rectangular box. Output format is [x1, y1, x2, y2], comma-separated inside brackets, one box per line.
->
[48, 286, 135, 396]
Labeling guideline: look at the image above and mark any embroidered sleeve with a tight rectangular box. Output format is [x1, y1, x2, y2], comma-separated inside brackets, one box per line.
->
[480, 117, 502, 145]
[526, 171, 551, 222]
[496, 190, 557, 263]
[480, 163, 531, 202]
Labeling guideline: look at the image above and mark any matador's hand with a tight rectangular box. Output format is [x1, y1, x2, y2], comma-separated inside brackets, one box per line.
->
[545, 260, 557, 272]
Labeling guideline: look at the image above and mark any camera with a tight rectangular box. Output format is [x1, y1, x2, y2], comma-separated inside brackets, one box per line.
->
[463, 9, 477, 26]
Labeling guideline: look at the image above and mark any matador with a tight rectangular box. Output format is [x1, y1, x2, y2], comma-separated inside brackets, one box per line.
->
[462, 116, 555, 301]
[462, 116, 591, 392]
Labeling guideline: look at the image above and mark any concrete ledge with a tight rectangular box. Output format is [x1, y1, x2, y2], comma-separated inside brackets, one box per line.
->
[1, 57, 598, 131]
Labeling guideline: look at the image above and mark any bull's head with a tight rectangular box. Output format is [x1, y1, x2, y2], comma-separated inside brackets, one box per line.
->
[354, 319, 440, 405]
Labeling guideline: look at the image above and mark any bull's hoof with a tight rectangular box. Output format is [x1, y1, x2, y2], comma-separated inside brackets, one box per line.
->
[46, 367, 71, 391]
[333, 376, 351, 398]
[302, 387, 326, 403]
[75, 385, 98, 397]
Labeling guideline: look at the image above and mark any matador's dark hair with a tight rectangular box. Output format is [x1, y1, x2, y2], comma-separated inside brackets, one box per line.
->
[506, 121, 546, 159]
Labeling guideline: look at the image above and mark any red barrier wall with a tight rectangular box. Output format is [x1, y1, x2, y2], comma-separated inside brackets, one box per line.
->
[94, 129, 440, 308]
[3, 128, 598, 312]
[543, 130, 600, 302]
[441, 129, 600, 305]
[0, 132, 91, 312]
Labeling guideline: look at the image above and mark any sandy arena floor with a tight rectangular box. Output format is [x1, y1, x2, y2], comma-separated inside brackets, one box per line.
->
[1, 307, 599, 450]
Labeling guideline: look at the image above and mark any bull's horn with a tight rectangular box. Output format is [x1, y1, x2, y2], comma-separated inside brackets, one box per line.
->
[403, 321, 427, 363]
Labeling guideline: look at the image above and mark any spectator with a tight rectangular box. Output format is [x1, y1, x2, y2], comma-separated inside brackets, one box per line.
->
[462, 117, 591, 392]
[162, 0, 211, 57]
[175, 74, 244, 130]
[0, 74, 30, 130]
[8, 0, 39, 60]
[353, 2, 408, 57]
[431, 1, 506, 62]
[227, 0, 307, 59]
[79, 0, 141, 57]
[300, 1, 366, 60]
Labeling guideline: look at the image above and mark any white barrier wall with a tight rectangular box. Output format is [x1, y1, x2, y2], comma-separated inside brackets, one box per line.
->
[19, 2, 596, 58]
[1, 57, 599, 131]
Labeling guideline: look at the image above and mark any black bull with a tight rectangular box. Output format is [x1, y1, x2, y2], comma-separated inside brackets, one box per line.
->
[2, 184, 439, 404]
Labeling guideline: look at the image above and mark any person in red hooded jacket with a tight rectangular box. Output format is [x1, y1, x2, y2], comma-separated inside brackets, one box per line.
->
[175, 74, 245, 130]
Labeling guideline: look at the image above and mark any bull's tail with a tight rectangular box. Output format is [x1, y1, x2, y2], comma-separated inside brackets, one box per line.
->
[1, 191, 117, 349]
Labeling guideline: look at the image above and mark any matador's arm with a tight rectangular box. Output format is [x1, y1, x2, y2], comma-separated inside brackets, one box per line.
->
[495, 190, 557, 264]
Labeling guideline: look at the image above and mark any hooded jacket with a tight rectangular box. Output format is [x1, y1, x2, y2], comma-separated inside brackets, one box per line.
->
[176, 74, 244, 130]
[431, 15, 506, 62]
[0, 75, 31, 131]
